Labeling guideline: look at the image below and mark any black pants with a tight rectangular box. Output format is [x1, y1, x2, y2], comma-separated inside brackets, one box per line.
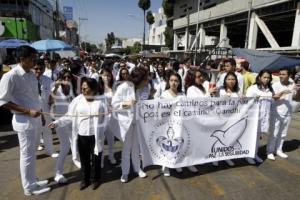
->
[77, 135, 102, 184]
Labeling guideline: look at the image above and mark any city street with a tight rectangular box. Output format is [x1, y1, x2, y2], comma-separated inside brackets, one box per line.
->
[0, 113, 299, 200]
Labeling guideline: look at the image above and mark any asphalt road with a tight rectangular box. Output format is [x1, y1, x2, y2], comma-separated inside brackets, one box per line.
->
[0, 113, 299, 200]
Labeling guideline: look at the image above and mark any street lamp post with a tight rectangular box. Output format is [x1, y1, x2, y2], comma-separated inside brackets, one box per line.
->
[78, 17, 88, 48]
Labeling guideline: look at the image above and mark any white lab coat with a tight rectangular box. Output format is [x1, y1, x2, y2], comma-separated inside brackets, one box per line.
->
[111, 81, 135, 141]
[111, 81, 142, 175]
[54, 94, 107, 154]
[246, 84, 273, 133]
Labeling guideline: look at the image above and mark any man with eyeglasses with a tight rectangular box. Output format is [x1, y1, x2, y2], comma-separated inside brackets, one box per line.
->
[0, 46, 51, 195]
[44, 59, 59, 81]
[33, 59, 59, 159]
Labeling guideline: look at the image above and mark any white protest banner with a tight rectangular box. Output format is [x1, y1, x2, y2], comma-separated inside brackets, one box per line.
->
[136, 97, 259, 168]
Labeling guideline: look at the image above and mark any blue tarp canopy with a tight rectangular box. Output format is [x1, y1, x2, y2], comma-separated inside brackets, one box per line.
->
[232, 48, 300, 73]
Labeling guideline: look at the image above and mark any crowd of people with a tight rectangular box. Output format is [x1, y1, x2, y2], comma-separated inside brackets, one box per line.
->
[0, 45, 299, 195]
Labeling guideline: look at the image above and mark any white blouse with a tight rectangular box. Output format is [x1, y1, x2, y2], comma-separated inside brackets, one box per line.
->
[186, 85, 210, 98]
[160, 90, 185, 99]
[218, 87, 240, 97]
[52, 85, 75, 117]
[54, 94, 107, 154]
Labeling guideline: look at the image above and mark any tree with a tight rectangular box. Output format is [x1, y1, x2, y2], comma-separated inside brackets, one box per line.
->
[138, 0, 151, 50]
[162, 0, 175, 49]
[146, 10, 155, 44]
[131, 42, 142, 54]
[105, 32, 116, 51]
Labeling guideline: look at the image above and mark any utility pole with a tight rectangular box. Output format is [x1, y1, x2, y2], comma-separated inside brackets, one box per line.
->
[194, 0, 201, 65]
[78, 17, 88, 48]
[244, 0, 253, 48]
[15, 0, 19, 39]
[55, 0, 60, 39]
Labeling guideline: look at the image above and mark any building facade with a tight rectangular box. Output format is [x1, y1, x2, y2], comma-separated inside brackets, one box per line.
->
[172, 0, 300, 54]
[0, 0, 67, 41]
[148, 8, 167, 45]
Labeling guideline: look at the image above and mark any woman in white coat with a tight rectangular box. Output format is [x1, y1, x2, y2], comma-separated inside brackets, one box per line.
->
[49, 77, 107, 190]
[160, 71, 199, 175]
[246, 70, 274, 164]
[111, 67, 148, 183]
[185, 69, 216, 98]
[213, 72, 241, 167]
[49, 69, 77, 184]
[99, 68, 116, 165]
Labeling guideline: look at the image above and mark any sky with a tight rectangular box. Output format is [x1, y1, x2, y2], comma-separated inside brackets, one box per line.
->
[59, 0, 163, 45]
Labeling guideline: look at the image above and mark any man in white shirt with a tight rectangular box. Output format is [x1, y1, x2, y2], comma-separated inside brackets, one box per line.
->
[33, 59, 59, 158]
[267, 68, 296, 160]
[178, 58, 192, 91]
[43, 59, 59, 81]
[0, 46, 50, 195]
[216, 58, 244, 95]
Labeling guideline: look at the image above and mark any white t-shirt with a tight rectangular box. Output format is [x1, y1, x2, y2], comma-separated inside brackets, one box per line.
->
[272, 81, 295, 117]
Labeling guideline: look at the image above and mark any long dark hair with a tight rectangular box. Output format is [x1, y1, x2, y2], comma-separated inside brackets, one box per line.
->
[80, 77, 99, 95]
[255, 69, 274, 94]
[57, 68, 77, 96]
[223, 72, 239, 93]
[184, 69, 206, 94]
[100, 68, 114, 88]
[129, 67, 148, 88]
[165, 72, 182, 93]
[118, 68, 129, 81]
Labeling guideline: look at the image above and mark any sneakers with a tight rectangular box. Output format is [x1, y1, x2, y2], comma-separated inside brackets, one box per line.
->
[162, 167, 170, 177]
[138, 170, 147, 178]
[175, 167, 183, 173]
[212, 161, 219, 167]
[255, 155, 264, 163]
[267, 154, 276, 160]
[54, 174, 68, 184]
[225, 160, 235, 167]
[73, 160, 81, 169]
[37, 145, 44, 151]
[187, 166, 198, 173]
[120, 175, 128, 183]
[36, 180, 49, 187]
[276, 151, 288, 158]
[245, 157, 256, 165]
[24, 183, 50, 196]
[50, 153, 59, 158]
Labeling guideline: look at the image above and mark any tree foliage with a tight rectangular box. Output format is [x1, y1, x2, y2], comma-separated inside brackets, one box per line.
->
[105, 32, 116, 51]
[146, 10, 155, 26]
[138, 0, 151, 48]
[162, 0, 175, 49]
[80, 42, 98, 53]
[138, 0, 151, 11]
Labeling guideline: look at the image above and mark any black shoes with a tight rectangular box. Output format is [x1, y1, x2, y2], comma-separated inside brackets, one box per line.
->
[79, 181, 100, 190]
[92, 181, 101, 190]
[79, 181, 90, 190]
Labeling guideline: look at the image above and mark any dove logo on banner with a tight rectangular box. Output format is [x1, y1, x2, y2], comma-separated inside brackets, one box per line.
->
[148, 120, 191, 166]
[210, 117, 248, 157]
